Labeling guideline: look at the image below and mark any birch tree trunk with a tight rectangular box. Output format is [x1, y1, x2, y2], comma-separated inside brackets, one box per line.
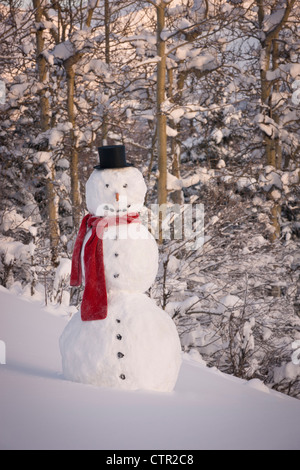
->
[102, 0, 110, 145]
[64, 0, 99, 230]
[167, 68, 181, 204]
[269, 31, 282, 242]
[256, 0, 296, 241]
[64, 55, 82, 231]
[104, 0, 110, 66]
[155, 2, 168, 243]
[156, 2, 168, 209]
[33, 0, 60, 266]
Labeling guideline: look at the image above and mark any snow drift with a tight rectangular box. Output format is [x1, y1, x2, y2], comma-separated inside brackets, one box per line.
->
[0, 288, 300, 450]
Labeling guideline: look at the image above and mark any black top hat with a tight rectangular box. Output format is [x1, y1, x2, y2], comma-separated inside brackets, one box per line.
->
[94, 145, 133, 170]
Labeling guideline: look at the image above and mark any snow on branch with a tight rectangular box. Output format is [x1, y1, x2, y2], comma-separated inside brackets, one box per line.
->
[292, 80, 300, 106]
[254, 113, 280, 139]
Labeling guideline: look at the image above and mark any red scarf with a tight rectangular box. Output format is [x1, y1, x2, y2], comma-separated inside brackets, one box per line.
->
[70, 213, 140, 321]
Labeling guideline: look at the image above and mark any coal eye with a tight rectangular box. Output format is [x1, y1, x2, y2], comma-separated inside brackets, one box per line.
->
[123, 184, 128, 188]
[105, 184, 109, 188]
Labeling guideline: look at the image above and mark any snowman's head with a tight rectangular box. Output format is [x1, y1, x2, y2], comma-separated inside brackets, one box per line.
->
[86, 167, 147, 216]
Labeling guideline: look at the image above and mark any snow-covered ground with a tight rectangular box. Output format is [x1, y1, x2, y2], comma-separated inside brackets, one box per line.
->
[0, 287, 300, 450]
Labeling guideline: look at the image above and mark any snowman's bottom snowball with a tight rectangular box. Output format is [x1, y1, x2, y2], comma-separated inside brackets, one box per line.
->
[59, 292, 182, 392]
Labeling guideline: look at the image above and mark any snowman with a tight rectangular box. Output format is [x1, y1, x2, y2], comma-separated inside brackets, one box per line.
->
[59, 145, 182, 392]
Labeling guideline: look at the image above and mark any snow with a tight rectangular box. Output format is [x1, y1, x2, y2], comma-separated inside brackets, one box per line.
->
[271, 189, 281, 201]
[251, 235, 268, 247]
[290, 65, 300, 79]
[181, 168, 213, 188]
[1, 288, 300, 450]
[216, 159, 226, 169]
[8, 83, 29, 100]
[236, 176, 257, 191]
[1, 209, 31, 232]
[292, 341, 300, 366]
[33, 151, 52, 164]
[187, 54, 217, 72]
[169, 107, 185, 123]
[274, 362, 300, 383]
[176, 44, 191, 61]
[255, 113, 280, 139]
[210, 215, 219, 225]
[167, 255, 182, 274]
[242, 318, 255, 351]
[54, 258, 72, 292]
[84, 59, 110, 77]
[0, 237, 32, 266]
[0, 80, 5, 105]
[57, 158, 70, 169]
[216, 294, 242, 317]
[88, 0, 98, 8]
[35, 21, 55, 31]
[167, 171, 183, 191]
[22, 42, 34, 56]
[264, 170, 283, 191]
[211, 129, 223, 144]
[281, 169, 299, 187]
[266, 64, 300, 82]
[166, 295, 200, 317]
[246, 379, 270, 394]
[166, 125, 178, 137]
[292, 79, 300, 105]
[41, 50, 54, 66]
[177, 18, 193, 30]
[48, 129, 64, 147]
[253, 196, 264, 207]
[263, 9, 285, 33]
[52, 41, 75, 61]
[57, 122, 73, 132]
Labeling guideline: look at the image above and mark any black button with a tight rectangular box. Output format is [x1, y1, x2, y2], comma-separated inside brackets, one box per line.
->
[114, 274, 119, 278]
[116, 334, 122, 340]
[116, 319, 121, 323]
[115, 253, 119, 257]
[120, 374, 126, 380]
[118, 352, 124, 358]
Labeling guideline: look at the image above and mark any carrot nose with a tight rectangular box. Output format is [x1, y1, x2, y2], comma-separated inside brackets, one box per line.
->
[115, 193, 120, 202]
